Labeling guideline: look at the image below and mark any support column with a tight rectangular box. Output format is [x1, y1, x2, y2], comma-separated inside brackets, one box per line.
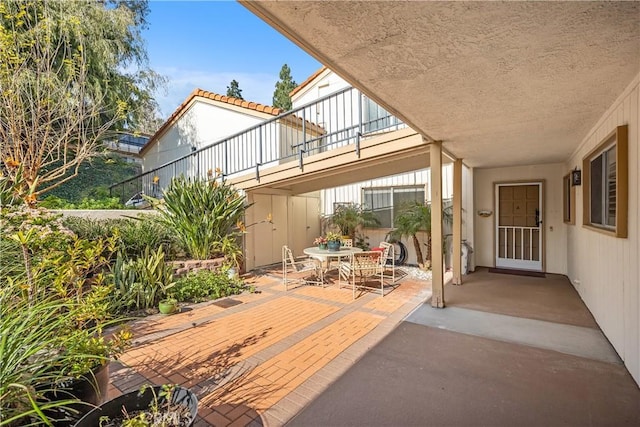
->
[244, 191, 255, 271]
[430, 141, 444, 308]
[453, 159, 463, 285]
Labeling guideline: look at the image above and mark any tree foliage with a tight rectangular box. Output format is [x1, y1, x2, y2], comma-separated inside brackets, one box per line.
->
[226, 79, 243, 99]
[0, 0, 162, 201]
[272, 64, 297, 110]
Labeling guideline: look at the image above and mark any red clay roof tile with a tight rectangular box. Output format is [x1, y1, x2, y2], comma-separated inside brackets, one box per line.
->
[290, 66, 328, 97]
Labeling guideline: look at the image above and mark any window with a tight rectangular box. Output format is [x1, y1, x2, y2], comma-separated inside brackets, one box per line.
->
[363, 186, 425, 228]
[363, 97, 400, 133]
[582, 125, 628, 238]
[562, 173, 575, 224]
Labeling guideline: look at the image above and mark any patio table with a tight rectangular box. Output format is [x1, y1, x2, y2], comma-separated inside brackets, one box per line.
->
[304, 246, 363, 283]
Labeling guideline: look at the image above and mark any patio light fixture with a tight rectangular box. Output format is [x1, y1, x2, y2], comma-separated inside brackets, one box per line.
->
[571, 168, 582, 186]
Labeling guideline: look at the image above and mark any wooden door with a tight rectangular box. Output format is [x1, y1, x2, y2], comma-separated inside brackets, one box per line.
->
[290, 196, 321, 256]
[306, 197, 320, 248]
[271, 195, 288, 263]
[252, 194, 289, 267]
[495, 183, 543, 271]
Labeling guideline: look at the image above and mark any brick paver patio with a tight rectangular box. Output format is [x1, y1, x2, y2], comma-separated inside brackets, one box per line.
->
[107, 269, 433, 426]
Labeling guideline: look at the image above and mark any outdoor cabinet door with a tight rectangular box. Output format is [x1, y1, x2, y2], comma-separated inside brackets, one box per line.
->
[253, 194, 289, 267]
[290, 196, 321, 256]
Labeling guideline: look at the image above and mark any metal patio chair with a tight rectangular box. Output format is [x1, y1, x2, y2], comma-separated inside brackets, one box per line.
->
[282, 245, 323, 291]
[339, 251, 386, 298]
[377, 241, 396, 283]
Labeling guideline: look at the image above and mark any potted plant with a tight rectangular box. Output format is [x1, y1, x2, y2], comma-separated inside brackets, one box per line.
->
[0, 205, 131, 425]
[158, 297, 178, 315]
[314, 236, 328, 250]
[325, 232, 342, 251]
[74, 384, 198, 427]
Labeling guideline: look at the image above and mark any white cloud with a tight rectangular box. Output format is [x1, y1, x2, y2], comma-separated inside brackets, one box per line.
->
[155, 67, 278, 119]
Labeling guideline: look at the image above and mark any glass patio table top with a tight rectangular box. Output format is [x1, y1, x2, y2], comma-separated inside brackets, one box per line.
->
[303, 246, 363, 261]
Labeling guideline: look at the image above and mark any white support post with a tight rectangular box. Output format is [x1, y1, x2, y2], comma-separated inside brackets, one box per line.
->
[430, 140, 444, 308]
[453, 159, 463, 285]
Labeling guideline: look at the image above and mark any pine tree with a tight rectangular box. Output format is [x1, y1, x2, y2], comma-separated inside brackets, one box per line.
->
[226, 80, 243, 99]
[272, 64, 297, 110]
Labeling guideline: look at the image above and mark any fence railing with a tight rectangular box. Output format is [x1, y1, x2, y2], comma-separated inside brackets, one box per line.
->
[110, 87, 406, 203]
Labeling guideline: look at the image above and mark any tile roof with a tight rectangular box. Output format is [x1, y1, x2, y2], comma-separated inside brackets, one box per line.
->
[140, 89, 283, 154]
[290, 66, 328, 97]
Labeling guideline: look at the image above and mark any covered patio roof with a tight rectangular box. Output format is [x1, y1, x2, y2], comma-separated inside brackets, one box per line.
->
[240, 1, 640, 168]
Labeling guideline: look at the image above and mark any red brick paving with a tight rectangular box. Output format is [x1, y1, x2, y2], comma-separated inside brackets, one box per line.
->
[109, 270, 431, 426]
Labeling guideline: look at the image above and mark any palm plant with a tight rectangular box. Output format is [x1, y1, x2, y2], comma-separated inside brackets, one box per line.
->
[328, 203, 380, 240]
[389, 201, 453, 268]
[147, 175, 248, 260]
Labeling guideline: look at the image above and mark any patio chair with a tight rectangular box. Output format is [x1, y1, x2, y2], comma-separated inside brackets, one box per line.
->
[341, 238, 353, 247]
[282, 245, 323, 291]
[377, 242, 395, 283]
[339, 251, 385, 298]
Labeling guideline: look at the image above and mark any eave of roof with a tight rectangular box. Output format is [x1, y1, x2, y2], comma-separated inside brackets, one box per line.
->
[140, 89, 283, 155]
[289, 66, 328, 98]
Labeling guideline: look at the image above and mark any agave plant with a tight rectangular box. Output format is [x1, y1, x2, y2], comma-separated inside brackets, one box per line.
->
[146, 175, 249, 260]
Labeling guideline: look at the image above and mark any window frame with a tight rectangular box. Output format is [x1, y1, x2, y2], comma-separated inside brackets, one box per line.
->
[362, 97, 399, 134]
[362, 185, 426, 228]
[582, 125, 628, 238]
[562, 173, 575, 225]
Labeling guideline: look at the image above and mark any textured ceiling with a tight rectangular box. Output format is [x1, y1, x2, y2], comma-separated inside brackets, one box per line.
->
[241, 1, 640, 168]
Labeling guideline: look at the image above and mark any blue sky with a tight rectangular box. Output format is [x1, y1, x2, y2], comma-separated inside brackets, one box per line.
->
[144, 1, 322, 118]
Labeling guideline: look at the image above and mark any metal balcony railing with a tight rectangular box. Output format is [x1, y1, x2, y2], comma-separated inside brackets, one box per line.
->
[109, 87, 406, 202]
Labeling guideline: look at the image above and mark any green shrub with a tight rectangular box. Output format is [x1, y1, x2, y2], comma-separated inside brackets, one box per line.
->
[63, 216, 181, 260]
[112, 247, 175, 312]
[0, 206, 131, 425]
[147, 175, 247, 260]
[39, 195, 125, 209]
[0, 291, 99, 426]
[118, 219, 181, 260]
[172, 269, 246, 303]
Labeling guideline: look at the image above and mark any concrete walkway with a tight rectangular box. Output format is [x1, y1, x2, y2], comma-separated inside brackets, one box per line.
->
[108, 268, 431, 426]
[288, 269, 640, 426]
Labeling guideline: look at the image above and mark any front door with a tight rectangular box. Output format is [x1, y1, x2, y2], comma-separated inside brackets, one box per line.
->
[495, 183, 543, 271]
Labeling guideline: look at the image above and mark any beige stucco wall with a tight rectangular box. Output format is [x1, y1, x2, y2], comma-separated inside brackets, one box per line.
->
[473, 163, 567, 274]
[143, 101, 267, 173]
[565, 74, 639, 385]
[291, 69, 350, 107]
